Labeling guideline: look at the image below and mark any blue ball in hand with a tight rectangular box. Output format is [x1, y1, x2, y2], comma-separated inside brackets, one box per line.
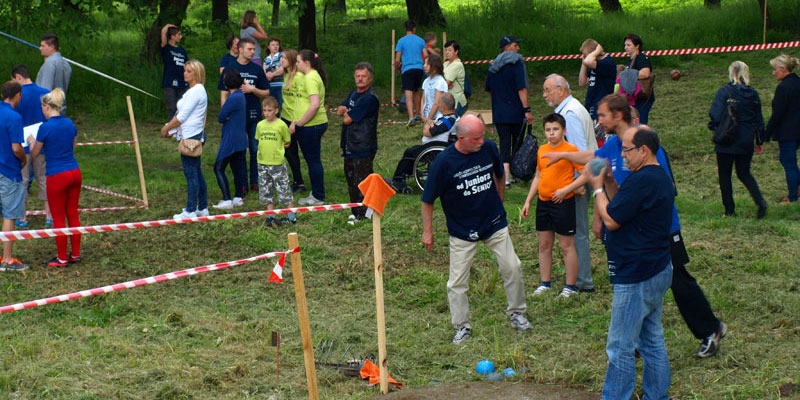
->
[588, 157, 607, 176]
[476, 360, 495, 375]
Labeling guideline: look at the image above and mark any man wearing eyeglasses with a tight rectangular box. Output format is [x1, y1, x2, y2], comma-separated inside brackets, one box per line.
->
[589, 126, 673, 400]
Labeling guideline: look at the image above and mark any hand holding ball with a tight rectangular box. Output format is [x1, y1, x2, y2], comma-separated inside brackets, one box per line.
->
[670, 69, 681, 81]
[588, 158, 607, 176]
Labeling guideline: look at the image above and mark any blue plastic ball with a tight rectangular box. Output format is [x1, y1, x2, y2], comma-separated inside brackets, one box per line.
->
[476, 360, 495, 375]
[589, 158, 607, 176]
[502, 367, 516, 377]
[485, 372, 502, 381]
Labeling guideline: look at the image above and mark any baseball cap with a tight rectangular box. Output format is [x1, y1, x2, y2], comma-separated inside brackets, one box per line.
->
[499, 35, 522, 49]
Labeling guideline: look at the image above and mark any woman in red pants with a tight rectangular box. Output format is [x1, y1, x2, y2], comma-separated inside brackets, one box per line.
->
[31, 88, 81, 267]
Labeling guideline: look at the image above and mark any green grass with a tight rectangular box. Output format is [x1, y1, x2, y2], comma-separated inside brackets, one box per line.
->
[1, 1, 800, 399]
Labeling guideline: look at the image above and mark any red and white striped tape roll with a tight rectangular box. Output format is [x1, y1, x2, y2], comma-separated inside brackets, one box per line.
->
[0, 203, 363, 242]
[0, 248, 299, 314]
[462, 41, 800, 65]
[76, 140, 135, 146]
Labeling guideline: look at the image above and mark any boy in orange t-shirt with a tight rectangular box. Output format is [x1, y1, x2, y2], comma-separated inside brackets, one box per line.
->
[522, 113, 583, 298]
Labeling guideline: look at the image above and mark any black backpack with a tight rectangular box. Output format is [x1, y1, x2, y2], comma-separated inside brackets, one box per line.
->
[510, 123, 538, 181]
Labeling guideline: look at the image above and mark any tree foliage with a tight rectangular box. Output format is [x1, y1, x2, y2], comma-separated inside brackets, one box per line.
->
[141, 0, 190, 64]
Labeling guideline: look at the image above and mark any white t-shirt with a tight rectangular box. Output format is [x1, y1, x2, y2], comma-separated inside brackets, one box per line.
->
[175, 84, 208, 140]
[421, 74, 448, 120]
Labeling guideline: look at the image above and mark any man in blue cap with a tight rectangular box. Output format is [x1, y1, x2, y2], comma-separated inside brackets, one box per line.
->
[485, 35, 534, 185]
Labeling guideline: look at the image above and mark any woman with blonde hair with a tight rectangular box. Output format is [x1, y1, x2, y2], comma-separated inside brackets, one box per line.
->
[239, 10, 267, 66]
[160, 59, 209, 219]
[279, 49, 306, 193]
[31, 88, 81, 267]
[766, 54, 800, 203]
[708, 61, 767, 218]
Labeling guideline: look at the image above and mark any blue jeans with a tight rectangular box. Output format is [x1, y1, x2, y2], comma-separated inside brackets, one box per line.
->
[603, 263, 673, 400]
[214, 150, 246, 200]
[778, 140, 800, 201]
[296, 123, 327, 201]
[246, 119, 260, 186]
[180, 154, 208, 212]
[635, 96, 655, 125]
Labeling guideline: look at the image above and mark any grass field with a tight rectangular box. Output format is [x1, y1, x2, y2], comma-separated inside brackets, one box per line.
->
[1, 0, 800, 399]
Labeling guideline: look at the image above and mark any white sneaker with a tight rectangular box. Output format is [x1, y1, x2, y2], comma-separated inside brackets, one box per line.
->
[212, 200, 233, 210]
[173, 210, 197, 220]
[532, 285, 551, 296]
[558, 287, 578, 299]
[196, 208, 209, 217]
[298, 194, 324, 206]
[232, 197, 244, 207]
[347, 214, 359, 226]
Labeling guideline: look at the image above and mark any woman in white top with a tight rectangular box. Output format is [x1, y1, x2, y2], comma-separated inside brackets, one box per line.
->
[161, 59, 209, 219]
[420, 54, 448, 124]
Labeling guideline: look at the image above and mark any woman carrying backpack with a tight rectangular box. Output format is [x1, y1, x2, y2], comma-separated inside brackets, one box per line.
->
[708, 61, 767, 218]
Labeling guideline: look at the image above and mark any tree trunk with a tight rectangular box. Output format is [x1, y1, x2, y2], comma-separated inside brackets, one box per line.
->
[598, 0, 623, 13]
[704, 0, 721, 7]
[757, 0, 770, 29]
[405, 0, 446, 27]
[142, 0, 190, 64]
[211, 0, 229, 23]
[330, 0, 346, 13]
[298, 0, 317, 51]
[271, 0, 280, 27]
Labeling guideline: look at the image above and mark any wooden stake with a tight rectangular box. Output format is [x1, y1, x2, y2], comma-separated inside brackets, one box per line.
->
[442, 31, 446, 55]
[288, 233, 319, 400]
[391, 29, 396, 105]
[126, 96, 149, 208]
[372, 215, 389, 394]
[272, 331, 281, 381]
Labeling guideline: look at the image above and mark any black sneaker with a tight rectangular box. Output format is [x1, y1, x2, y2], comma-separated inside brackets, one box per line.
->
[697, 322, 728, 358]
[292, 184, 307, 193]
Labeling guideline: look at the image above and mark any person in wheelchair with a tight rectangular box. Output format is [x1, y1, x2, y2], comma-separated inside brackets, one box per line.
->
[389, 92, 459, 193]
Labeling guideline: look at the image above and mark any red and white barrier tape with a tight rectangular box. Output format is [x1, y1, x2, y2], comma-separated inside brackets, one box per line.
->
[25, 205, 147, 216]
[1, 203, 362, 242]
[462, 41, 800, 65]
[76, 140, 135, 146]
[0, 249, 299, 314]
[81, 185, 145, 203]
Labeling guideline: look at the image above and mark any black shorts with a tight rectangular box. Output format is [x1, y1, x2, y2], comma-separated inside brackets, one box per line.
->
[401, 69, 424, 91]
[669, 230, 690, 268]
[535, 197, 576, 236]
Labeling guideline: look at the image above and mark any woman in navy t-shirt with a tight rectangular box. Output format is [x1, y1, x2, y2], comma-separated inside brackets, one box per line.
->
[31, 88, 81, 268]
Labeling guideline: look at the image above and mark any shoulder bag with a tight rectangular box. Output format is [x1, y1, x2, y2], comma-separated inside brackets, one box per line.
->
[712, 86, 738, 146]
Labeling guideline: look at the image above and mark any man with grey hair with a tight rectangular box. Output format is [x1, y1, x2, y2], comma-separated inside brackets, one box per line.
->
[337, 61, 379, 224]
[541, 73, 598, 295]
[422, 113, 532, 344]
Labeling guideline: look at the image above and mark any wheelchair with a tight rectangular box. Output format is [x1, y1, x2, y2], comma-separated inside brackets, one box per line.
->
[411, 142, 447, 191]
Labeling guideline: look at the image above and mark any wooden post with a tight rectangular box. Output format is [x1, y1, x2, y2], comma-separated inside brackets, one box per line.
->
[391, 29, 396, 105]
[372, 215, 389, 393]
[442, 31, 446, 55]
[762, 0, 768, 44]
[288, 233, 319, 400]
[126, 96, 149, 208]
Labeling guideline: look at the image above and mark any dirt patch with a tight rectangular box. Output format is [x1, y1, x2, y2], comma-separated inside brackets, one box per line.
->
[371, 382, 601, 400]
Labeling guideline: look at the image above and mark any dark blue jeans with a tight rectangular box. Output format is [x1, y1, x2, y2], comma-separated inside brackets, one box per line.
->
[296, 123, 327, 201]
[779, 140, 800, 201]
[246, 119, 260, 186]
[180, 154, 208, 212]
[635, 96, 655, 125]
[214, 150, 246, 200]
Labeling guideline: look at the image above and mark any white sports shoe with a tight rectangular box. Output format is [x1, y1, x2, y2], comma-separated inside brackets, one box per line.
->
[196, 208, 209, 217]
[173, 210, 197, 220]
[532, 285, 551, 296]
[232, 197, 244, 207]
[298, 194, 324, 206]
[212, 200, 233, 210]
